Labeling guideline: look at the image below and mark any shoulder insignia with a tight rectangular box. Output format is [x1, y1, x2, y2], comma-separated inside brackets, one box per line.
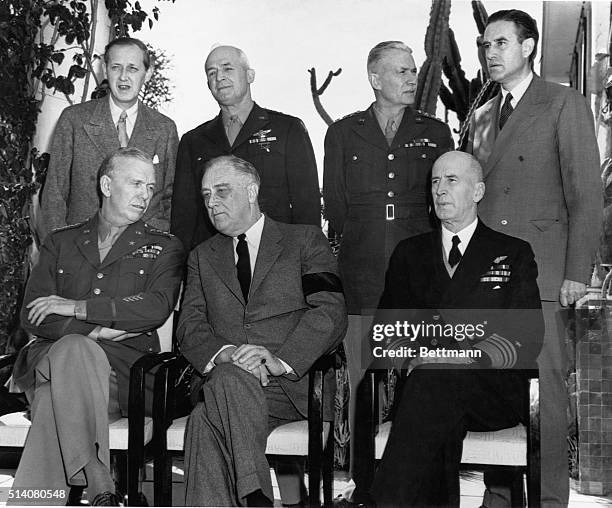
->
[52, 221, 87, 233]
[415, 110, 446, 124]
[339, 110, 364, 122]
[144, 224, 174, 238]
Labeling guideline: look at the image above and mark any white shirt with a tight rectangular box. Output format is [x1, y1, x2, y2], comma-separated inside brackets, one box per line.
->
[441, 218, 478, 262]
[232, 213, 265, 274]
[500, 71, 533, 110]
[206, 215, 293, 374]
[109, 96, 138, 139]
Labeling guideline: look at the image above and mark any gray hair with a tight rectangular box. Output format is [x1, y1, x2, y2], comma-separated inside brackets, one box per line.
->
[206, 45, 251, 70]
[433, 151, 484, 183]
[97, 147, 153, 204]
[367, 41, 413, 73]
[203, 155, 261, 187]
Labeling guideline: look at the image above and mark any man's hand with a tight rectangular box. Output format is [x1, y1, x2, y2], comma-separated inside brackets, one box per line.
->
[231, 345, 286, 377]
[214, 346, 238, 365]
[559, 279, 587, 307]
[26, 295, 77, 326]
[96, 327, 142, 342]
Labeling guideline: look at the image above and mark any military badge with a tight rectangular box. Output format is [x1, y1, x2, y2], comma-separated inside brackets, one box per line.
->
[249, 129, 277, 152]
[127, 244, 163, 259]
[480, 256, 511, 283]
[404, 138, 438, 148]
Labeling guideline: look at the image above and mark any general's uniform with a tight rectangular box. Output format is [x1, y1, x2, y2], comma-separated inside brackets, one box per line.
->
[323, 106, 454, 313]
[361, 221, 544, 507]
[40, 98, 179, 238]
[171, 103, 321, 251]
[11, 216, 184, 503]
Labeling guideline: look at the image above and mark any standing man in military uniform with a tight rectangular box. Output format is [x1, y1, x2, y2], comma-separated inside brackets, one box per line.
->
[323, 40, 453, 476]
[11, 147, 184, 505]
[171, 45, 321, 252]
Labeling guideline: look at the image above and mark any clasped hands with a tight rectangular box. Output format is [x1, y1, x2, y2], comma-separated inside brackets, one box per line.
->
[215, 345, 285, 387]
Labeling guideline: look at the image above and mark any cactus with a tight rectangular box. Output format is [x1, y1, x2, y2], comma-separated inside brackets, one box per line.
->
[416, 0, 451, 115]
[308, 67, 342, 126]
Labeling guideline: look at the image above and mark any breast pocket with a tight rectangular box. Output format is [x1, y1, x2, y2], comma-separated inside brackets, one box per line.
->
[118, 259, 152, 293]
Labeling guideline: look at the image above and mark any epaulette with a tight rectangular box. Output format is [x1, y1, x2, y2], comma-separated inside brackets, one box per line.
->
[415, 110, 446, 124]
[144, 224, 174, 238]
[52, 221, 87, 233]
[340, 111, 364, 121]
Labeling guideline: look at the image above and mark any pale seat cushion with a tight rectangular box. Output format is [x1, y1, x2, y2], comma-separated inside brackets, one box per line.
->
[167, 416, 331, 455]
[0, 412, 153, 450]
[375, 421, 526, 466]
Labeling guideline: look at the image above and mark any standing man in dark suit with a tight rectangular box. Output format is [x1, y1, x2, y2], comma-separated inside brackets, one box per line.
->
[468, 10, 602, 506]
[11, 148, 184, 505]
[177, 155, 346, 506]
[40, 37, 179, 238]
[323, 41, 454, 474]
[171, 45, 321, 252]
[352, 150, 543, 507]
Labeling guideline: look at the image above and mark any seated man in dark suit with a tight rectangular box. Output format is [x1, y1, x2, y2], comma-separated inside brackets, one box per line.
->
[350, 151, 543, 507]
[10, 147, 184, 506]
[177, 155, 347, 506]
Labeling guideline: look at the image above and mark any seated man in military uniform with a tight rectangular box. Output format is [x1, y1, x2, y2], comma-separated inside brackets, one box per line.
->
[10, 147, 184, 506]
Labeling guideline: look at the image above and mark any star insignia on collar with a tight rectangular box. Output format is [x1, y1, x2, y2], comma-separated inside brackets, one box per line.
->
[83, 239, 90, 245]
[129, 241, 135, 246]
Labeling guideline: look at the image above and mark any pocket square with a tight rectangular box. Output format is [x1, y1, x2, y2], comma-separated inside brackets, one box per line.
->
[152, 154, 160, 164]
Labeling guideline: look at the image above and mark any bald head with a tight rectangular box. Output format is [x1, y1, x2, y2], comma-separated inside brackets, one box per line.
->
[431, 151, 485, 232]
[205, 45, 254, 108]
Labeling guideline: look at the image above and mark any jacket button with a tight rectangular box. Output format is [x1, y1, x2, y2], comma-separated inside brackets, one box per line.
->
[421, 153, 427, 159]
[58, 268, 64, 274]
[93, 288, 101, 295]
[387, 153, 395, 161]
[501, 219, 508, 225]
[504, 187, 510, 194]
[387, 191, 395, 198]
[352, 155, 358, 161]
[97, 273, 104, 279]
[388, 172, 395, 179]
[245, 323, 252, 329]
[430, 339, 438, 346]
[139, 269, 145, 275]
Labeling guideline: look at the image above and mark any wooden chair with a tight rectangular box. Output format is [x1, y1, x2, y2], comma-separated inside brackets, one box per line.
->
[152, 353, 337, 507]
[0, 350, 175, 506]
[355, 368, 540, 507]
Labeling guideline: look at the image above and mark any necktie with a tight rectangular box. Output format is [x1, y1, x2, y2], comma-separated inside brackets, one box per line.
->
[226, 115, 242, 146]
[498, 93, 513, 130]
[448, 235, 462, 268]
[117, 110, 129, 147]
[236, 233, 251, 301]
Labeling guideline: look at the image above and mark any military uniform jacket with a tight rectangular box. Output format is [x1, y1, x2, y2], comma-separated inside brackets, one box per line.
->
[468, 76, 602, 300]
[14, 215, 184, 409]
[374, 220, 544, 369]
[323, 105, 454, 313]
[40, 98, 179, 238]
[171, 103, 321, 251]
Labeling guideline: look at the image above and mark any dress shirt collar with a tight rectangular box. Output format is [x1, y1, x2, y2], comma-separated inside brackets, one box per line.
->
[109, 96, 138, 137]
[232, 213, 265, 272]
[441, 217, 478, 258]
[500, 71, 533, 109]
[221, 100, 254, 128]
[371, 102, 406, 134]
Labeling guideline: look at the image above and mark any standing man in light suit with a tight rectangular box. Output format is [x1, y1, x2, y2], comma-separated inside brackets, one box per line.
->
[468, 9, 602, 507]
[41, 37, 179, 238]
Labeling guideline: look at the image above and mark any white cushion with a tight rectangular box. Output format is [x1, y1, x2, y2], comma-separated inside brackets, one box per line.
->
[375, 421, 526, 466]
[0, 411, 153, 450]
[167, 416, 331, 455]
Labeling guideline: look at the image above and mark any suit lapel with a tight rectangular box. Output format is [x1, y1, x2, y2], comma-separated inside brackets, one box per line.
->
[232, 103, 269, 150]
[442, 221, 492, 305]
[485, 77, 547, 175]
[83, 98, 121, 156]
[75, 216, 101, 267]
[129, 102, 159, 151]
[207, 234, 245, 304]
[350, 106, 389, 152]
[390, 107, 429, 151]
[202, 113, 231, 152]
[249, 218, 283, 297]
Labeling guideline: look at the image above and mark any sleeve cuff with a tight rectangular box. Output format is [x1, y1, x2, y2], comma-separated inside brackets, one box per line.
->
[74, 300, 87, 321]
